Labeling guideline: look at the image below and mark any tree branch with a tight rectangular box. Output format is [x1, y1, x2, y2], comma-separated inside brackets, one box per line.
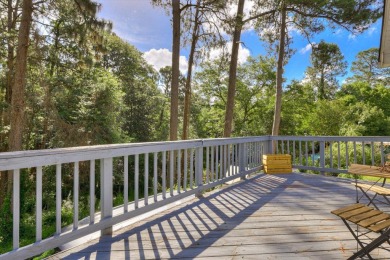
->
[288, 20, 314, 46]
[243, 9, 277, 24]
[33, 0, 47, 6]
[285, 7, 352, 32]
[32, 18, 53, 27]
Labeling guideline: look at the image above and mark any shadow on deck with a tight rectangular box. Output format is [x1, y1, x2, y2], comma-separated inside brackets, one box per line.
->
[49, 173, 390, 259]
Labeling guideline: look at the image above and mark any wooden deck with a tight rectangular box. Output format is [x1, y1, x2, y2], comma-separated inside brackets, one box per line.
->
[48, 173, 390, 259]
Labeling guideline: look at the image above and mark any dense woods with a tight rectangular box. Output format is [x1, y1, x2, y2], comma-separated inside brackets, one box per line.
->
[0, 0, 389, 255]
[0, 0, 386, 150]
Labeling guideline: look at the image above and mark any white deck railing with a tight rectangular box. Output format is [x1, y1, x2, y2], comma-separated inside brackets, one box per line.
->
[0, 137, 269, 259]
[271, 136, 390, 174]
[0, 136, 389, 259]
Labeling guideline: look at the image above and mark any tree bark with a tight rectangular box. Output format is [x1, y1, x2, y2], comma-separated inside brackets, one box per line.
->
[271, 6, 287, 137]
[0, 0, 18, 151]
[3, 0, 32, 206]
[5, 0, 16, 105]
[223, 0, 245, 137]
[170, 0, 180, 141]
[0, 0, 20, 207]
[9, 0, 33, 151]
[182, 0, 200, 141]
[319, 67, 325, 100]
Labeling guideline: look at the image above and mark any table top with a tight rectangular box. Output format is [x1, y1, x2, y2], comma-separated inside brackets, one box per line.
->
[348, 164, 390, 179]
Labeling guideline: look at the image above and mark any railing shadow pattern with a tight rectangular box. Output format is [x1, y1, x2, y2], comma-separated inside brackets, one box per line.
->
[52, 172, 390, 259]
[55, 174, 292, 259]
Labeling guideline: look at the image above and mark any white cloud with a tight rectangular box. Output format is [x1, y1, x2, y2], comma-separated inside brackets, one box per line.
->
[348, 33, 357, 40]
[243, 0, 255, 20]
[179, 56, 189, 73]
[223, 0, 251, 16]
[226, 0, 266, 20]
[143, 48, 188, 74]
[96, 0, 172, 51]
[226, 0, 274, 32]
[367, 27, 377, 36]
[299, 43, 313, 54]
[207, 42, 251, 64]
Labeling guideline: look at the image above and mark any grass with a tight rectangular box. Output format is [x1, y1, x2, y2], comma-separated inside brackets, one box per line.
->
[338, 172, 385, 183]
[31, 249, 58, 260]
[360, 176, 383, 182]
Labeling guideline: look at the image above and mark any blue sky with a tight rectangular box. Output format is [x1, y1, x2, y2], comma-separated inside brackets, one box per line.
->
[96, 0, 382, 84]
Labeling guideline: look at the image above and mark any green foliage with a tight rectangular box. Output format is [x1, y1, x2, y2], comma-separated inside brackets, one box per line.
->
[303, 100, 346, 136]
[336, 81, 390, 136]
[32, 249, 57, 260]
[305, 41, 347, 100]
[349, 47, 390, 85]
[193, 55, 276, 137]
[338, 82, 390, 117]
[282, 81, 315, 135]
[102, 33, 166, 142]
[50, 67, 124, 146]
[0, 195, 12, 243]
[341, 102, 390, 136]
[234, 56, 276, 136]
[325, 142, 383, 170]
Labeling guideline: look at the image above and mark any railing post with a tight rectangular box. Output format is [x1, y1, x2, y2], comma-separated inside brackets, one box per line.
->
[13, 169, 20, 250]
[320, 141, 326, 176]
[267, 136, 273, 154]
[195, 146, 203, 198]
[239, 143, 246, 180]
[100, 158, 113, 235]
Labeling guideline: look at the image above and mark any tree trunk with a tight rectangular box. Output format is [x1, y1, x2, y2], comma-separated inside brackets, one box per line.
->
[4, 0, 32, 206]
[9, 0, 32, 151]
[319, 68, 325, 100]
[223, 0, 245, 137]
[170, 0, 180, 141]
[182, 0, 200, 141]
[271, 6, 287, 137]
[0, 0, 20, 207]
[5, 0, 15, 105]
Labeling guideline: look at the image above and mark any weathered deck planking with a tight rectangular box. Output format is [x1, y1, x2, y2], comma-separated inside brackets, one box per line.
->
[48, 173, 390, 259]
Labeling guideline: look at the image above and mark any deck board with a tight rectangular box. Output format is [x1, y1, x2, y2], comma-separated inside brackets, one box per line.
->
[48, 173, 390, 259]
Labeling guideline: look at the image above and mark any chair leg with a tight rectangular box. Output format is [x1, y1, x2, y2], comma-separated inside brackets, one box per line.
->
[383, 195, 390, 207]
[367, 193, 379, 209]
[358, 187, 379, 210]
[342, 219, 373, 260]
[348, 228, 390, 260]
[355, 178, 359, 203]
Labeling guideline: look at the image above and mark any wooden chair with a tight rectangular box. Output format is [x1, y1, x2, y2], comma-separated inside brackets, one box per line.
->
[348, 164, 390, 210]
[331, 203, 390, 260]
[352, 182, 390, 210]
